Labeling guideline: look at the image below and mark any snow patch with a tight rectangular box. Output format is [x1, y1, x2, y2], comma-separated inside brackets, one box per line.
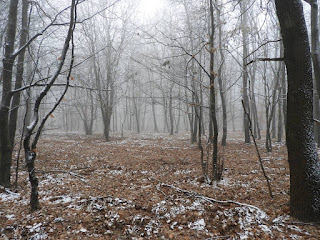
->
[0, 190, 20, 202]
[188, 219, 206, 230]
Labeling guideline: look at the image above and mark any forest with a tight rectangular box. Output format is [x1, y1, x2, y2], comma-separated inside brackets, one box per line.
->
[0, 0, 320, 239]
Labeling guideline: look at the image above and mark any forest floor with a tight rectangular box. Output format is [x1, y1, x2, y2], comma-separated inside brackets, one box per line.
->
[1, 132, 320, 239]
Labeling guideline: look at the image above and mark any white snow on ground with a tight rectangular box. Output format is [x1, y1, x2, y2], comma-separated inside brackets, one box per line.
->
[0, 134, 315, 239]
[0, 190, 20, 201]
[188, 219, 205, 230]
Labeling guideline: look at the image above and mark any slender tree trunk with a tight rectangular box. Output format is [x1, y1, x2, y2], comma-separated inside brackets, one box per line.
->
[217, 2, 227, 146]
[250, 61, 261, 139]
[309, 0, 320, 97]
[209, 0, 219, 181]
[152, 98, 159, 133]
[169, 85, 174, 135]
[240, 0, 251, 144]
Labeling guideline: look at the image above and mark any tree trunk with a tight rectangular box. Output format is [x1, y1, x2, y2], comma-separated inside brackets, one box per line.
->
[240, 0, 251, 144]
[275, 0, 320, 222]
[249, 61, 261, 140]
[152, 98, 159, 133]
[9, 0, 29, 147]
[209, 0, 220, 181]
[169, 85, 174, 135]
[217, 2, 227, 146]
[0, 0, 18, 187]
[309, 0, 320, 97]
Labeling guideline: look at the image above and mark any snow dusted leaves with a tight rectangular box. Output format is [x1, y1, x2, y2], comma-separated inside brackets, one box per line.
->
[0, 133, 318, 239]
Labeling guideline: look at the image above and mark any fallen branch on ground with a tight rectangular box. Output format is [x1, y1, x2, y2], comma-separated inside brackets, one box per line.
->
[37, 169, 87, 180]
[150, 177, 266, 213]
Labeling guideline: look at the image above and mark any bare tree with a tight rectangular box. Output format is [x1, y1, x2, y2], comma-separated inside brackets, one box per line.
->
[23, 0, 77, 211]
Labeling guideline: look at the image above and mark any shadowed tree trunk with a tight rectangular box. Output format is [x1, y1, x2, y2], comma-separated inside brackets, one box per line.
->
[0, 0, 18, 187]
[275, 0, 320, 222]
[209, 0, 220, 181]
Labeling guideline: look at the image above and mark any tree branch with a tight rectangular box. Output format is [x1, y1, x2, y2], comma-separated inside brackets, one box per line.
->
[246, 57, 284, 66]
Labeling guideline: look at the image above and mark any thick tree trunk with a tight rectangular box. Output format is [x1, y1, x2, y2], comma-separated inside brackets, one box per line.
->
[275, 0, 320, 222]
[9, 0, 29, 146]
[0, 0, 18, 187]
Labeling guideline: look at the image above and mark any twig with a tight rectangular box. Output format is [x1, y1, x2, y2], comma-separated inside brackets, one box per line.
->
[284, 221, 320, 227]
[241, 100, 273, 198]
[205, 237, 233, 240]
[314, 119, 320, 124]
[37, 169, 86, 180]
[244, 39, 282, 60]
[156, 183, 167, 197]
[246, 57, 284, 66]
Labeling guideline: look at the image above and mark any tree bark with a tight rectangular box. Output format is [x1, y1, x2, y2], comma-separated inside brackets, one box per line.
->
[275, 0, 320, 222]
[217, 2, 227, 146]
[9, 0, 29, 146]
[0, 0, 18, 187]
[209, 0, 219, 181]
[240, 0, 251, 144]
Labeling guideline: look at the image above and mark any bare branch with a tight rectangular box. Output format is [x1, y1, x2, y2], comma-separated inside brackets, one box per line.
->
[246, 57, 284, 66]
[244, 39, 282, 60]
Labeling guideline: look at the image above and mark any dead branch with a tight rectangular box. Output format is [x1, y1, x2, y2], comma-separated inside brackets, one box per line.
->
[150, 177, 266, 213]
[246, 57, 284, 66]
[37, 169, 86, 180]
[242, 100, 274, 198]
[244, 39, 282, 60]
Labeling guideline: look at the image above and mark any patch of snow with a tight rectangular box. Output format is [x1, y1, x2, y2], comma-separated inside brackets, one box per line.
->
[170, 205, 186, 217]
[105, 211, 120, 226]
[259, 224, 273, 236]
[174, 170, 192, 175]
[272, 215, 290, 225]
[54, 217, 64, 223]
[0, 191, 20, 202]
[140, 170, 151, 175]
[188, 199, 204, 211]
[145, 220, 160, 236]
[287, 225, 303, 233]
[289, 234, 303, 239]
[5, 214, 15, 220]
[108, 170, 123, 175]
[188, 219, 205, 230]
[152, 200, 168, 218]
[40, 174, 65, 186]
[170, 221, 177, 229]
[29, 232, 49, 240]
